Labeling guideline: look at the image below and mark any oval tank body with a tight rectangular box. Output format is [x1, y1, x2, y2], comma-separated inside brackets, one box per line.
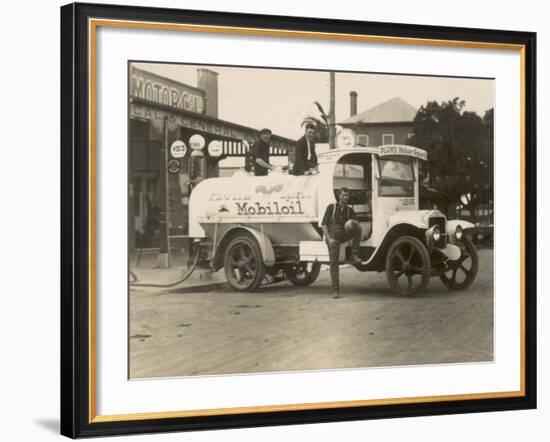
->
[189, 173, 323, 244]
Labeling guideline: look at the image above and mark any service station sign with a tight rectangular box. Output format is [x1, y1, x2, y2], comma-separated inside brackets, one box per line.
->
[130, 66, 205, 114]
[378, 144, 428, 161]
[170, 140, 187, 158]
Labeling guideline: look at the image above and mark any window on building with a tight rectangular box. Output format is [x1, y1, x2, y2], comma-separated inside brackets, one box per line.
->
[382, 133, 394, 145]
[133, 177, 141, 216]
[130, 119, 152, 170]
[357, 134, 369, 146]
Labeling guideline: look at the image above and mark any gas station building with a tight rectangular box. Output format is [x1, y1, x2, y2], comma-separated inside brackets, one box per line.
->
[129, 65, 294, 251]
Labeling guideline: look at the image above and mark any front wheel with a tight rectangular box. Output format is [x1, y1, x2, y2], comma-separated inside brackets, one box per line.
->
[439, 236, 479, 290]
[385, 236, 431, 296]
[224, 235, 266, 291]
[285, 262, 321, 287]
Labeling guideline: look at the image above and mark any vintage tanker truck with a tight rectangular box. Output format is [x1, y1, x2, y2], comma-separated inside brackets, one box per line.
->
[188, 144, 478, 295]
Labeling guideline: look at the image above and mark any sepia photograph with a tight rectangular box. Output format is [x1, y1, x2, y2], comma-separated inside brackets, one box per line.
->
[128, 62, 495, 379]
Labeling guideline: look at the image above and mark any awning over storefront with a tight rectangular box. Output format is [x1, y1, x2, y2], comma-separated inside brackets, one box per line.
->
[130, 98, 293, 156]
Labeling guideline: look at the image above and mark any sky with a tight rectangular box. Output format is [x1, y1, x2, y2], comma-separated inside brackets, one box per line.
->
[133, 62, 494, 140]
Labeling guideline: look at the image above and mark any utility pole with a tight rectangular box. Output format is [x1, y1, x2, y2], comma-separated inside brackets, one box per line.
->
[158, 117, 170, 268]
[329, 71, 336, 149]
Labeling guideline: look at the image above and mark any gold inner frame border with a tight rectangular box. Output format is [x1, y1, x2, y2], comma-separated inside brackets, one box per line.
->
[87, 17, 527, 423]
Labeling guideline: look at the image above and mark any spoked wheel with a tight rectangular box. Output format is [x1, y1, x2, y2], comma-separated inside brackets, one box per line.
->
[285, 262, 321, 287]
[224, 235, 265, 291]
[439, 236, 479, 290]
[385, 236, 431, 296]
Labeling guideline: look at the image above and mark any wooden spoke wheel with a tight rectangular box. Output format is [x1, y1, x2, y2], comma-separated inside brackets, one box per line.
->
[285, 262, 321, 287]
[224, 235, 265, 291]
[385, 236, 431, 296]
[439, 236, 479, 291]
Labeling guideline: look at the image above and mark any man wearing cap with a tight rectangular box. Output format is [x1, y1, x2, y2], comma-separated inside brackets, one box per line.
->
[250, 128, 274, 176]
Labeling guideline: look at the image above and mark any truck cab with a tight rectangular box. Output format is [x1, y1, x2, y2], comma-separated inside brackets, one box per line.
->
[313, 145, 425, 259]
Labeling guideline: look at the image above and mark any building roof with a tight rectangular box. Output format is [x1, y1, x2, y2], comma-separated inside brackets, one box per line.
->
[131, 65, 295, 144]
[339, 97, 417, 126]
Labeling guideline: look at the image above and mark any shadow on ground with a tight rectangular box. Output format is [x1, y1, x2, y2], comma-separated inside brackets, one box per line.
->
[34, 418, 58, 434]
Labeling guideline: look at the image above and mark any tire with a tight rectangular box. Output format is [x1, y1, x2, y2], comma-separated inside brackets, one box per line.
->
[224, 234, 266, 291]
[285, 262, 321, 287]
[439, 236, 479, 291]
[385, 236, 431, 296]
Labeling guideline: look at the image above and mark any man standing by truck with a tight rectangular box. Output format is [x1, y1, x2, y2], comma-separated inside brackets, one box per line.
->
[321, 188, 362, 298]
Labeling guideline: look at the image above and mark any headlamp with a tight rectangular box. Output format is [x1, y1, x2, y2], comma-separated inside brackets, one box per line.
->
[432, 225, 441, 242]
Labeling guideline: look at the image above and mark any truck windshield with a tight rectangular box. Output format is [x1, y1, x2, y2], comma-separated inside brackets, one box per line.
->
[378, 156, 414, 197]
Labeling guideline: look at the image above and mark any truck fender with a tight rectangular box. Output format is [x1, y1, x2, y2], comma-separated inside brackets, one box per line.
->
[215, 226, 276, 268]
[387, 220, 427, 231]
[446, 219, 475, 235]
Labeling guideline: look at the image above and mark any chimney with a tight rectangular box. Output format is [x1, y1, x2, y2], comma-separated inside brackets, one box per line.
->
[197, 69, 219, 118]
[350, 91, 358, 116]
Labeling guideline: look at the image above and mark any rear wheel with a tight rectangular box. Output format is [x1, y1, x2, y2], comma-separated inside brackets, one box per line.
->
[224, 235, 265, 291]
[385, 236, 430, 296]
[285, 262, 321, 287]
[439, 236, 479, 290]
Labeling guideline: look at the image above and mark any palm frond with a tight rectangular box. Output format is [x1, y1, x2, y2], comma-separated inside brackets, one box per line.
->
[314, 101, 329, 124]
[301, 116, 322, 127]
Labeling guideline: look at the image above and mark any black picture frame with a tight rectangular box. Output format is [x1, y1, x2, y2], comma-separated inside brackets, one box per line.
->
[61, 2, 537, 438]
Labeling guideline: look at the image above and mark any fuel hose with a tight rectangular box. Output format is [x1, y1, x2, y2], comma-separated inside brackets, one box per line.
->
[129, 248, 202, 288]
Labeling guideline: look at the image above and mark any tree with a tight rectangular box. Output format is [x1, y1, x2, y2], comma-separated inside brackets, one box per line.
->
[410, 98, 494, 219]
[301, 101, 330, 142]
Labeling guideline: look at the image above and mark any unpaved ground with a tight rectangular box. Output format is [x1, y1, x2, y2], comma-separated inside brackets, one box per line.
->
[129, 249, 493, 378]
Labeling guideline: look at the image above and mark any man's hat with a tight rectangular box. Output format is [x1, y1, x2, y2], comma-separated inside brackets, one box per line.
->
[259, 128, 272, 135]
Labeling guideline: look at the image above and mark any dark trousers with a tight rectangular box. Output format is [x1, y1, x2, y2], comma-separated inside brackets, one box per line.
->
[326, 224, 362, 291]
[292, 159, 315, 175]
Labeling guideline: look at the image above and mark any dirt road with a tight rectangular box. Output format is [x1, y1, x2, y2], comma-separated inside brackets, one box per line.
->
[130, 249, 493, 378]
